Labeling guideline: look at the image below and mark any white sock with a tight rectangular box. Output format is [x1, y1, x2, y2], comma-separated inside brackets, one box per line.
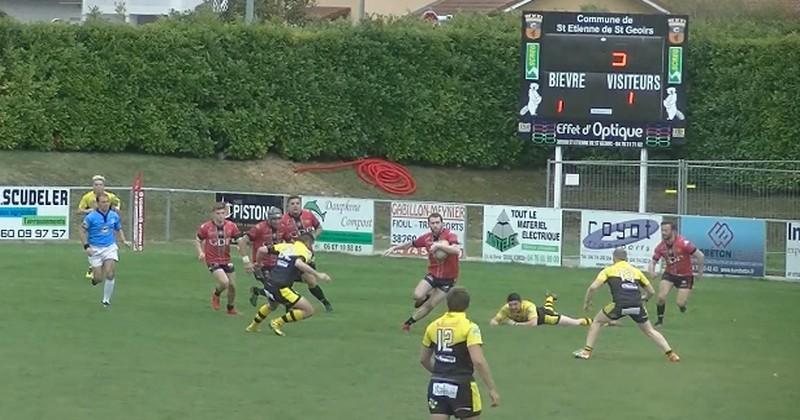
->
[103, 279, 115, 303]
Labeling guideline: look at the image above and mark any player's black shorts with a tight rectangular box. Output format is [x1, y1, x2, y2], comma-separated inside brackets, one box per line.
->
[427, 379, 481, 418]
[603, 302, 648, 324]
[424, 273, 455, 292]
[663, 272, 694, 289]
[263, 281, 301, 307]
[536, 306, 561, 325]
[208, 263, 234, 274]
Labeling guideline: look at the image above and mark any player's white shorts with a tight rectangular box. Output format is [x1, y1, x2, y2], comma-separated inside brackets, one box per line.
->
[88, 244, 119, 268]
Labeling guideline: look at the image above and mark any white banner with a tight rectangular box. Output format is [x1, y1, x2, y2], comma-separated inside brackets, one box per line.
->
[579, 211, 662, 269]
[482, 205, 562, 266]
[787, 221, 800, 280]
[0, 187, 70, 240]
[390, 201, 466, 258]
[301, 196, 374, 255]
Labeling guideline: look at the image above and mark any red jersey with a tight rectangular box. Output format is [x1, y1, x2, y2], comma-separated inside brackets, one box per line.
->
[279, 210, 321, 242]
[247, 221, 282, 269]
[196, 220, 241, 265]
[652, 235, 697, 276]
[414, 229, 460, 279]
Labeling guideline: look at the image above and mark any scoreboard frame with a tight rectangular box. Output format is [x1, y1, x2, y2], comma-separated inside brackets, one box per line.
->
[518, 12, 689, 148]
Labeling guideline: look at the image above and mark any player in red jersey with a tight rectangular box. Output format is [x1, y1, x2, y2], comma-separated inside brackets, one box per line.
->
[648, 221, 705, 326]
[383, 212, 462, 332]
[195, 202, 243, 315]
[278, 195, 333, 312]
[237, 206, 284, 307]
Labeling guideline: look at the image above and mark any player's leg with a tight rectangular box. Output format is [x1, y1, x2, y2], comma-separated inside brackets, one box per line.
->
[99, 246, 119, 306]
[635, 315, 680, 362]
[224, 270, 237, 315]
[87, 248, 104, 286]
[556, 314, 591, 327]
[675, 277, 693, 313]
[301, 271, 333, 312]
[655, 279, 674, 326]
[210, 268, 230, 310]
[574, 305, 615, 359]
[246, 291, 280, 332]
[270, 292, 313, 336]
[413, 288, 448, 324]
[403, 278, 435, 330]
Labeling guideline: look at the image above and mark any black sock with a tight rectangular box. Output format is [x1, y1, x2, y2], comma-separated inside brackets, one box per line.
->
[678, 305, 687, 313]
[214, 287, 224, 296]
[226, 304, 234, 311]
[251, 287, 267, 297]
[657, 304, 666, 321]
[309, 285, 330, 305]
[414, 295, 430, 308]
[404, 316, 417, 326]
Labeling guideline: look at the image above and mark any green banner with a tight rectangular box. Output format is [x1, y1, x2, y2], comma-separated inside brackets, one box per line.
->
[22, 216, 67, 226]
[521, 244, 559, 253]
[318, 230, 373, 245]
[668, 47, 682, 84]
[525, 43, 539, 80]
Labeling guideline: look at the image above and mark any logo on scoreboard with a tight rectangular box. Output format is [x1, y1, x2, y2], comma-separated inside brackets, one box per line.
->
[668, 47, 683, 84]
[668, 18, 687, 44]
[524, 14, 543, 40]
[525, 43, 540, 80]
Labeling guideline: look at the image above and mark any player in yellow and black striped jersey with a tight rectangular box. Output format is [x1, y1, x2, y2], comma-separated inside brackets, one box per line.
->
[245, 233, 332, 337]
[573, 247, 680, 362]
[420, 287, 499, 419]
[489, 292, 591, 327]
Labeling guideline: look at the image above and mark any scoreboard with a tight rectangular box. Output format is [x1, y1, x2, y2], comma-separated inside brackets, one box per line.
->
[517, 12, 689, 148]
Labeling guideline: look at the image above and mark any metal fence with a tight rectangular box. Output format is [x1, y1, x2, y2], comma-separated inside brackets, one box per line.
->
[547, 160, 800, 220]
[52, 184, 795, 277]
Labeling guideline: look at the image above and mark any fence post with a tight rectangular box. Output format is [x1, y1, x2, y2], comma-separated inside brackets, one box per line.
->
[638, 148, 648, 213]
[679, 159, 688, 214]
[546, 159, 552, 207]
[165, 190, 172, 242]
[554, 146, 563, 209]
[128, 188, 134, 240]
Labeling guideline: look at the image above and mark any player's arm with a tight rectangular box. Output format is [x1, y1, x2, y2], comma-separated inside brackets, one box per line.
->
[295, 256, 331, 282]
[648, 248, 663, 278]
[419, 346, 435, 373]
[489, 308, 507, 326]
[692, 249, 705, 278]
[194, 229, 206, 261]
[513, 314, 538, 327]
[431, 237, 461, 255]
[311, 215, 323, 239]
[583, 272, 606, 312]
[383, 241, 413, 256]
[237, 235, 255, 271]
[80, 219, 92, 256]
[467, 344, 500, 407]
[114, 222, 130, 248]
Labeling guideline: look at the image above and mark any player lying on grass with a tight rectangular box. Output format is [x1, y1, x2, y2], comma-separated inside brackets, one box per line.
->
[489, 292, 592, 327]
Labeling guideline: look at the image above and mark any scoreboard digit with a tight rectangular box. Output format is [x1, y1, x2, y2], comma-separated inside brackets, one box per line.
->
[518, 12, 689, 148]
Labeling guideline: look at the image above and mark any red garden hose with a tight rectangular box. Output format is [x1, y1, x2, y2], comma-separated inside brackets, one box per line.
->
[293, 158, 417, 195]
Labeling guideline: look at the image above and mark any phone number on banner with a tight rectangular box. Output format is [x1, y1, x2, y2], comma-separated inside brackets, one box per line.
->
[321, 243, 363, 253]
[0, 228, 67, 240]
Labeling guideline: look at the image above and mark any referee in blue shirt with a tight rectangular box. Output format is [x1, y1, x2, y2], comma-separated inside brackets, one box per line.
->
[80, 192, 130, 306]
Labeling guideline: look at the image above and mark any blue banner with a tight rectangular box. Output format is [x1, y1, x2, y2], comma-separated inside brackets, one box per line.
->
[680, 216, 765, 277]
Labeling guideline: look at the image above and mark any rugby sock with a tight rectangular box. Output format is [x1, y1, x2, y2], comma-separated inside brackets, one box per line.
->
[581, 317, 593, 326]
[103, 279, 115, 303]
[214, 287, 224, 296]
[678, 305, 687, 313]
[404, 316, 417, 326]
[253, 304, 272, 323]
[583, 345, 593, 353]
[227, 304, 235, 312]
[657, 304, 666, 321]
[276, 309, 304, 326]
[544, 296, 556, 313]
[665, 349, 674, 356]
[308, 286, 330, 305]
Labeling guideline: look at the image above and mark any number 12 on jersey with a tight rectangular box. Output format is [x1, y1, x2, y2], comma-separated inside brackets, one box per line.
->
[437, 328, 454, 352]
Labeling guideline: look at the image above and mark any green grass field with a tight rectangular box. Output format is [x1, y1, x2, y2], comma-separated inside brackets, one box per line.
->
[1, 243, 799, 420]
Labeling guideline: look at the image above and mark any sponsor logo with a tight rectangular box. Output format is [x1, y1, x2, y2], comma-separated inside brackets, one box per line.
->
[582, 219, 659, 249]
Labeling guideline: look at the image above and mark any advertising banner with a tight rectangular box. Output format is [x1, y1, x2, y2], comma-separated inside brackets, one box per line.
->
[482, 205, 562, 266]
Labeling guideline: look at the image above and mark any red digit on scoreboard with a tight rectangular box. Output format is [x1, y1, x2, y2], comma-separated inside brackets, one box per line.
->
[612, 51, 628, 68]
[627, 91, 635, 105]
[557, 99, 564, 113]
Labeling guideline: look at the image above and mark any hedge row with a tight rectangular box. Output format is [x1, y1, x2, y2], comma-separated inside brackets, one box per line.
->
[0, 15, 797, 168]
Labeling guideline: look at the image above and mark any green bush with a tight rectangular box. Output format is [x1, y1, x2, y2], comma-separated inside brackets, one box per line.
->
[0, 15, 797, 168]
